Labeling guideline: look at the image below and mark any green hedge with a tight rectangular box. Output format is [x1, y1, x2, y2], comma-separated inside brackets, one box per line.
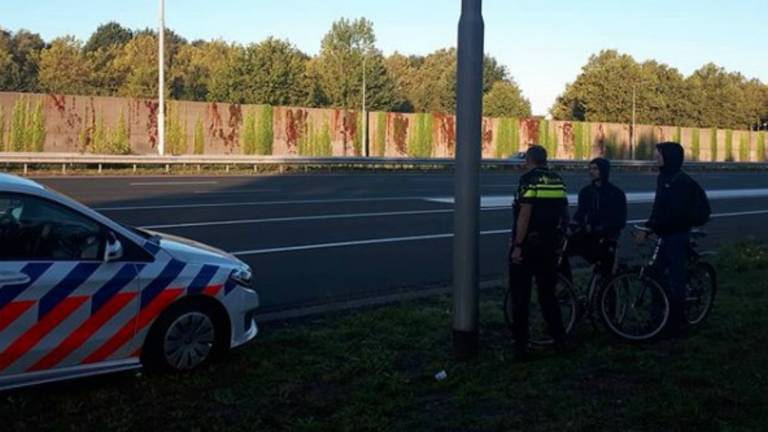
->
[691, 128, 700, 161]
[9, 97, 45, 152]
[375, 112, 386, 157]
[407, 113, 433, 158]
[193, 117, 205, 155]
[739, 133, 750, 162]
[573, 122, 591, 160]
[495, 117, 519, 158]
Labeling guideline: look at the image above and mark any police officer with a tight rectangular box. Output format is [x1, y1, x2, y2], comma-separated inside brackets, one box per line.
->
[509, 145, 570, 361]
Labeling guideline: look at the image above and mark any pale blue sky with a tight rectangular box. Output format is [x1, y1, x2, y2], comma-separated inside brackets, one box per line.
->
[2, 0, 766, 115]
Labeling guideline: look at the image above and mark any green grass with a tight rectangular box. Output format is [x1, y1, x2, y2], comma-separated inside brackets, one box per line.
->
[3, 244, 767, 431]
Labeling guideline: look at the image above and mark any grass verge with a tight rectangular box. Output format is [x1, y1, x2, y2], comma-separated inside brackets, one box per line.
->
[2, 244, 767, 431]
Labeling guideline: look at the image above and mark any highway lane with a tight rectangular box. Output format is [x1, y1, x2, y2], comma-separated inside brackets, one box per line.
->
[34, 171, 768, 312]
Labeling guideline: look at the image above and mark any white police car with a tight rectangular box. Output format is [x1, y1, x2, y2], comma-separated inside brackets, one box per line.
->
[0, 173, 259, 390]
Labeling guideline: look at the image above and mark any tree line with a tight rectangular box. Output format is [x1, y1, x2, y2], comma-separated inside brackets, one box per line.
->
[1, 19, 766, 130]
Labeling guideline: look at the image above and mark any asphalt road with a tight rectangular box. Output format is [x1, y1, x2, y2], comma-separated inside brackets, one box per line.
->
[34, 170, 768, 313]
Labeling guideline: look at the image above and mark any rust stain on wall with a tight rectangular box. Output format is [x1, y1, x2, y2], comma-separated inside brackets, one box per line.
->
[596, 123, 606, 156]
[482, 119, 493, 152]
[562, 122, 574, 155]
[392, 113, 409, 155]
[285, 108, 308, 154]
[342, 111, 357, 155]
[435, 113, 455, 155]
[522, 118, 540, 146]
[144, 100, 159, 148]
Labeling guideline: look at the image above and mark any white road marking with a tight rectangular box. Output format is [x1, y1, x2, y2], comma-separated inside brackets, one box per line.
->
[95, 196, 430, 211]
[230, 210, 768, 256]
[232, 229, 510, 256]
[129, 181, 219, 186]
[192, 189, 280, 194]
[427, 188, 768, 208]
[98, 187, 768, 212]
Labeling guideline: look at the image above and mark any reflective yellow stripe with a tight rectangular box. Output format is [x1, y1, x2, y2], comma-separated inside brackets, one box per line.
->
[535, 190, 567, 198]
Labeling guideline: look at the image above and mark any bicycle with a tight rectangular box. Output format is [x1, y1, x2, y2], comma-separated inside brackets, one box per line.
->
[599, 225, 717, 341]
[503, 226, 622, 345]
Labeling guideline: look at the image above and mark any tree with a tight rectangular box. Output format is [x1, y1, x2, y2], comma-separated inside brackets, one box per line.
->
[0, 42, 20, 91]
[686, 64, 748, 129]
[170, 40, 234, 101]
[314, 18, 396, 110]
[483, 80, 532, 118]
[384, 52, 417, 112]
[84, 22, 132, 53]
[217, 38, 309, 106]
[38, 36, 94, 94]
[0, 29, 45, 92]
[551, 50, 643, 123]
[114, 34, 158, 98]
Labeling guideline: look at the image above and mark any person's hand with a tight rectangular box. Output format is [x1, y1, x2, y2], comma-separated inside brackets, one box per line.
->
[511, 246, 523, 264]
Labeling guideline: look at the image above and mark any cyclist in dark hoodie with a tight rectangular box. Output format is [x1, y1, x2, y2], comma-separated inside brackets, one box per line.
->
[561, 158, 627, 280]
[637, 142, 708, 336]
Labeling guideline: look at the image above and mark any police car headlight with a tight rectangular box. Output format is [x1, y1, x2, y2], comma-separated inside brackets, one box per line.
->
[229, 266, 253, 288]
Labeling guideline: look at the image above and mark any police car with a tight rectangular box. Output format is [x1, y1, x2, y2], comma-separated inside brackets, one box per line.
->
[0, 173, 259, 390]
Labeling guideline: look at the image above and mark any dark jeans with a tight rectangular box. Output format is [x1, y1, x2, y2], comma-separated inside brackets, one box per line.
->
[658, 232, 690, 332]
[509, 241, 566, 351]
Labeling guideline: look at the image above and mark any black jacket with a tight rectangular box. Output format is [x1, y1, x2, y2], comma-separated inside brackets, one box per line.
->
[573, 158, 627, 238]
[648, 143, 699, 234]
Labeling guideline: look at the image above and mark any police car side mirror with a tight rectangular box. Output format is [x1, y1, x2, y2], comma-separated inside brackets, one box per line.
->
[104, 232, 123, 262]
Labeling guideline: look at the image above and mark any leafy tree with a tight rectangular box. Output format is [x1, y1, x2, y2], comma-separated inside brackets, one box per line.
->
[114, 34, 159, 98]
[483, 81, 531, 118]
[84, 22, 132, 53]
[219, 38, 309, 106]
[38, 36, 94, 94]
[0, 29, 45, 92]
[170, 40, 234, 101]
[314, 18, 395, 111]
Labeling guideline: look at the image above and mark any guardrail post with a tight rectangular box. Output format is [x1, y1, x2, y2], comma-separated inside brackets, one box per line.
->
[23, 164, 28, 175]
[197, 164, 201, 173]
[165, 164, 170, 173]
[253, 164, 258, 173]
[98, 163, 102, 174]
[225, 165, 230, 173]
[62, 164, 66, 175]
[133, 164, 137, 173]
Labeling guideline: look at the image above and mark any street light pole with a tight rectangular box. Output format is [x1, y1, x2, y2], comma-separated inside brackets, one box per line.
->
[630, 84, 636, 160]
[453, 0, 484, 360]
[362, 54, 368, 157]
[157, 0, 166, 156]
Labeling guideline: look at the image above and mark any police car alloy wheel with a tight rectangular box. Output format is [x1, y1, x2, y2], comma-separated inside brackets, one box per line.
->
[143, 303, 224, 372]
[163, 311, 216, 370]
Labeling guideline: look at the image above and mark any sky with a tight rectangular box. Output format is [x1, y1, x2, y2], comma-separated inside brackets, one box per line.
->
[2, 0, 766, 115]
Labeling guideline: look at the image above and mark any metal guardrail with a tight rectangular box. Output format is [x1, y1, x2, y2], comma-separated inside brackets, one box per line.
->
[1, 152, 767, 174]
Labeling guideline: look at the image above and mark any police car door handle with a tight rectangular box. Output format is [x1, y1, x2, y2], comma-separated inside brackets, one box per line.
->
[0, 271, 31, 287]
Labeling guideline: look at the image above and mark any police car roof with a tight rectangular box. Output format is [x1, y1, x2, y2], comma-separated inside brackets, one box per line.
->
[0, 173, 45, 190]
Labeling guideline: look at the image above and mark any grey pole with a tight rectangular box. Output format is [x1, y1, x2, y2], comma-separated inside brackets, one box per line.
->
[157, 0, 165, 156]
[362, 55, 368, 157]
[453, 0, 484, 359]
[630, 84, 636, 160]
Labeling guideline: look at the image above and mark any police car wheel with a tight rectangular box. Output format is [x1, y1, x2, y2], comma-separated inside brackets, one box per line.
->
[143, 303, 223, 372]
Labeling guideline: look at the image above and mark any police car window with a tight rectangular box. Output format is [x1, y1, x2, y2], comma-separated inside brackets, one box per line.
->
[0, 193, 104, 261]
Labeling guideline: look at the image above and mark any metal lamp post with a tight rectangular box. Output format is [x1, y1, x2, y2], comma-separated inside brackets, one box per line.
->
[453, 0, 484, 359]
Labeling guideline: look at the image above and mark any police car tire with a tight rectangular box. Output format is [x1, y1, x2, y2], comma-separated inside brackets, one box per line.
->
[142, 300, 227, 372]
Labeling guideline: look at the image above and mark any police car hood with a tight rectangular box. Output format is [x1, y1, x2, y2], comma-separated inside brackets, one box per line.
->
[143, 230, 244, 267]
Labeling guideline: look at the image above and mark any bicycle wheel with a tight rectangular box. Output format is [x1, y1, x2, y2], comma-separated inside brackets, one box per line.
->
[503, 274, 578, 346]
[600, 273, 670, 341]
[686, 262, 717, 326]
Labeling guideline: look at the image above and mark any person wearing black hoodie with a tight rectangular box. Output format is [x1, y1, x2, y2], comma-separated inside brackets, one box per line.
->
[562, 158, 627, 280]
[639, 142, 705, 335]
